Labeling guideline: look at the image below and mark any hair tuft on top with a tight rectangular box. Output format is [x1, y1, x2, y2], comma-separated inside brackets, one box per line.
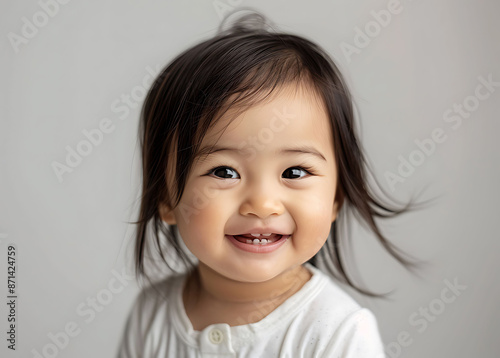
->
[217, 8, 277, 36]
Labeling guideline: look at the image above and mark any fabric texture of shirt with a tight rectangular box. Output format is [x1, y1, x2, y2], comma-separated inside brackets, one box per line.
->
[116, 263, 386, 357]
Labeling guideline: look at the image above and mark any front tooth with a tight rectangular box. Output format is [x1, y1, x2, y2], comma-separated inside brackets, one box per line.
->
[262, 233, 271, 236]
[251, 238, 268, 245]
[251, 233, 261, 237]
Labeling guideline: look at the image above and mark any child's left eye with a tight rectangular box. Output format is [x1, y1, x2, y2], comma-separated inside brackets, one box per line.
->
[282, 166, 313, 179]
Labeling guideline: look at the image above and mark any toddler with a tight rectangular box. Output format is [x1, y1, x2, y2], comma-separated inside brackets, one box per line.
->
[117, 11, 418, 358]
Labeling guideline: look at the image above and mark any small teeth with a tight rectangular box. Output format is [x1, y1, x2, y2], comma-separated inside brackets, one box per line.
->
[250, 233, 272, 237]
[246, 238, 269, 245]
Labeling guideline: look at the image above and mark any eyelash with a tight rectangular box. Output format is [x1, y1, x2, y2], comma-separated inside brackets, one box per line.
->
[204, 165, 316, 179]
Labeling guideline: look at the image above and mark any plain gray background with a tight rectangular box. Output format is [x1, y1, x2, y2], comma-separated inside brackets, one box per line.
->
[1, 0, 499, 357]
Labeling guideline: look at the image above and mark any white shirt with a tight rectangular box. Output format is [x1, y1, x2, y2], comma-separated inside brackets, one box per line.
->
[116, 263, 386, 357]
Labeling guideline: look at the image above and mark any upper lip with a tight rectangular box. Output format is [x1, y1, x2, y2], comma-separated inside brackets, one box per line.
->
[228, 227, 291, 236]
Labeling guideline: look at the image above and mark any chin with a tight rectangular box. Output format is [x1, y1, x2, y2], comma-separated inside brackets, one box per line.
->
[224, 268, 281, 284]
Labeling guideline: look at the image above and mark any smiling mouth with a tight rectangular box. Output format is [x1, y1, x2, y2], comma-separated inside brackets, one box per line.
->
[231, 233, 284, 245]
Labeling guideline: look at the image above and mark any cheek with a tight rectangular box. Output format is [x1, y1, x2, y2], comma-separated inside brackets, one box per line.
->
[300, 207, 332, 251]
[174, 184, 233, 246]
[292, 185, 335, 251]
[175, 181, 221, 223]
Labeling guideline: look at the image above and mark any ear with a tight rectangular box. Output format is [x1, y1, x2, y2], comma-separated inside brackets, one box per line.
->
[159, 202, 177, 225]
[331, 188, 344, 223]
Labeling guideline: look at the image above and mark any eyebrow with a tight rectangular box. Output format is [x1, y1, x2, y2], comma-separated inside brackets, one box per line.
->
[195, 144, 327, 161]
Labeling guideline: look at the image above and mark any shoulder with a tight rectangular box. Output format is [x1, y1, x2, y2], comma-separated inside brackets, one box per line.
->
[270, 263, 368, 333]
[319, 308, 386, 357]
[293, 264, 386, 357]
[129, 273, 184, 323]
[116, 273, 186, 357]
[304, 263, 363, 317]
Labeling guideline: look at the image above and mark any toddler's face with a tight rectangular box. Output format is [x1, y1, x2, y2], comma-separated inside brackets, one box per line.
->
[162, 85, 341, 283]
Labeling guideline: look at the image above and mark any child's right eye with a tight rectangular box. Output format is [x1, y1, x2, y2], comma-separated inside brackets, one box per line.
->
[207, 166, 240, 179]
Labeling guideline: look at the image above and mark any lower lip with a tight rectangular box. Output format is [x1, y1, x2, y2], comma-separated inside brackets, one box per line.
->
[226, 235, 290, 254]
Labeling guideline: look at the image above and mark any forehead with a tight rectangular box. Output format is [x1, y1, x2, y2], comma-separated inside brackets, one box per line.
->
[200, 84, 334, 156]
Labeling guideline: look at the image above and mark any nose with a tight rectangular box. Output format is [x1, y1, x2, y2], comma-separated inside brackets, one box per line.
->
[238, 184, 285, 219]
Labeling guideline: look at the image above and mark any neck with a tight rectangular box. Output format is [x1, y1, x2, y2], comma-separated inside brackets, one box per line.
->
[194, 262, 311, 306]
[182, 263, 312, 329]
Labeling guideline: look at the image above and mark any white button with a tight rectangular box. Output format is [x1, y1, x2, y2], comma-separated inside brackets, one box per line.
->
[208, 328, 223, 344]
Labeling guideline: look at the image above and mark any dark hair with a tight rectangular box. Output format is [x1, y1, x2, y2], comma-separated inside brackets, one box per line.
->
[132, 11, 430, 296]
